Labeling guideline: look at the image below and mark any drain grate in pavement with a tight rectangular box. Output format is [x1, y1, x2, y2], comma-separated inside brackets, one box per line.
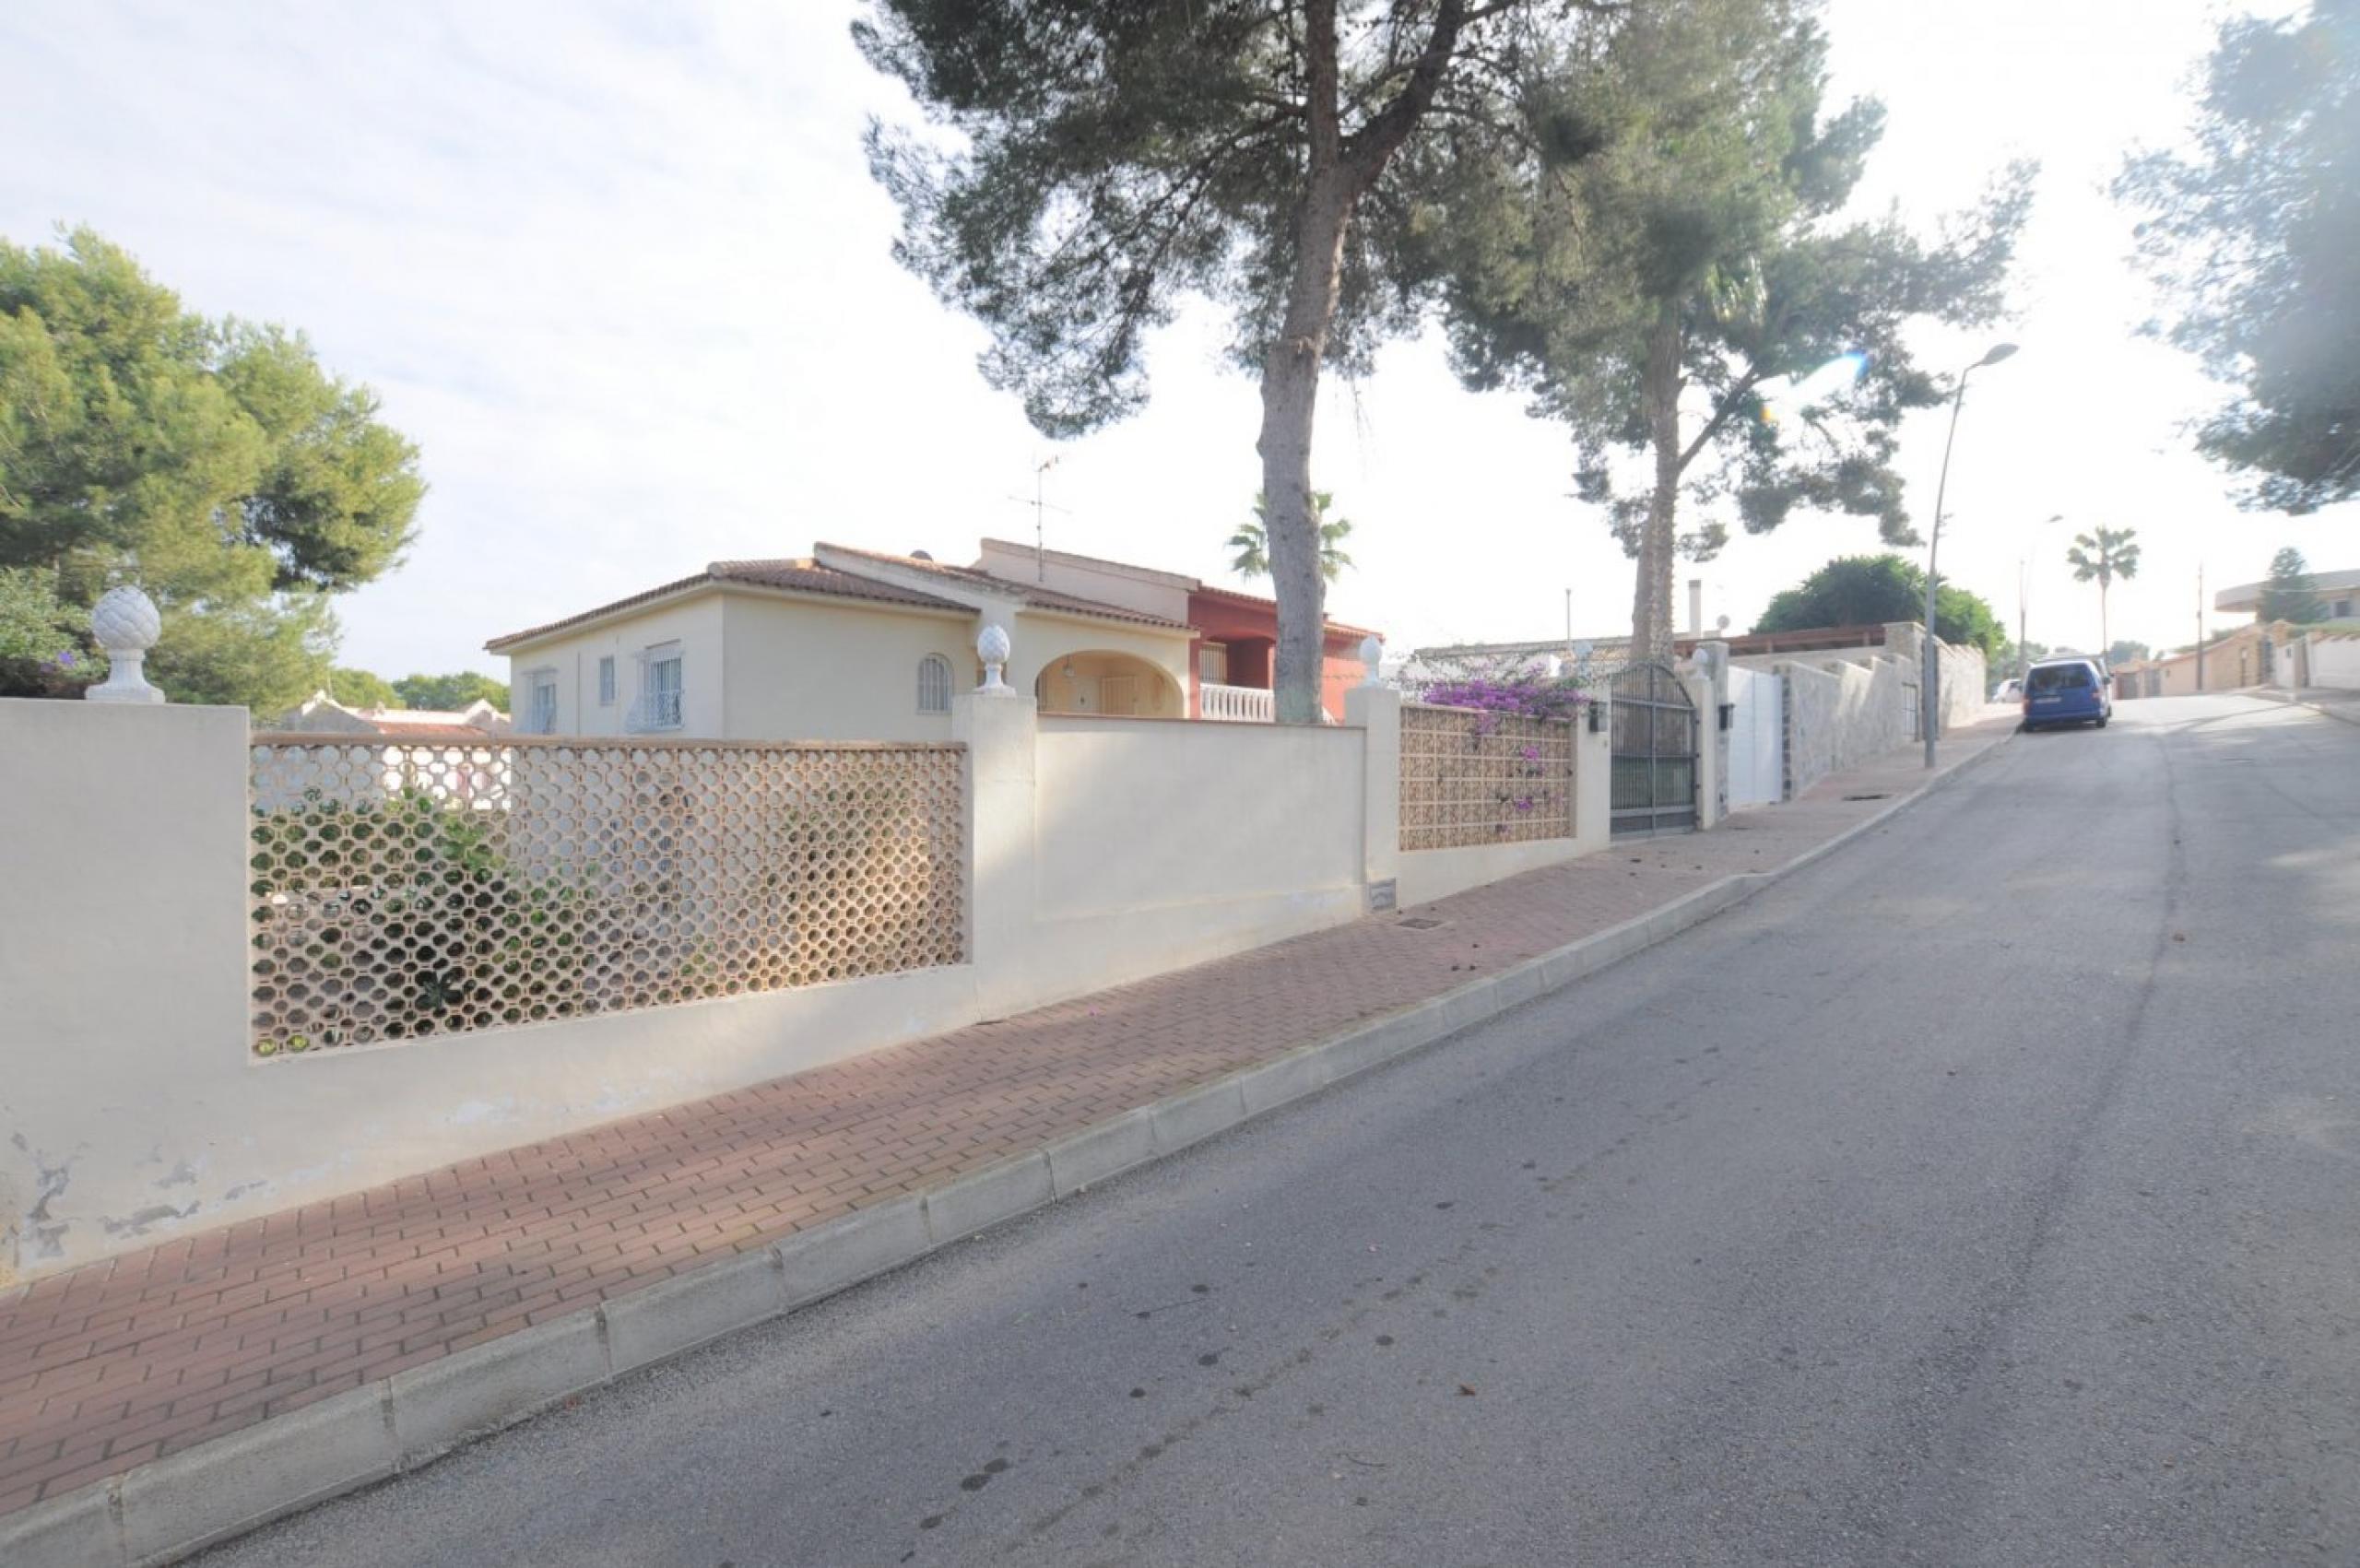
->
[1395, 916, 1447, 930]
[1842, 792, 1894, 801]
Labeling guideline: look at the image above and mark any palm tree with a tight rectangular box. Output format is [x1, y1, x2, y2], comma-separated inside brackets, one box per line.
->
[1232, 491, 1354, 584]
[2066, 526, 2142, 658]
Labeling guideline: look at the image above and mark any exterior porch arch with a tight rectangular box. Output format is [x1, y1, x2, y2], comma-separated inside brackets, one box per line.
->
[1034, 651, 1183, 717]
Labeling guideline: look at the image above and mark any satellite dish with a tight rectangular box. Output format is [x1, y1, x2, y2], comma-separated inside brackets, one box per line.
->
[1717, 615, 1731, 631]
[911, 549, 935, 561]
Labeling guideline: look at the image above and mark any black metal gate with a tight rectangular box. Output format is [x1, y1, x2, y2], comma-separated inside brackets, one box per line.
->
[1610, 662, 1699, 835]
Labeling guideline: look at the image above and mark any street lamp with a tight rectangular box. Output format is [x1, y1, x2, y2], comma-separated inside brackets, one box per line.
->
[1923, 342, 2019, 769]
[2020, 513, 2064, 682]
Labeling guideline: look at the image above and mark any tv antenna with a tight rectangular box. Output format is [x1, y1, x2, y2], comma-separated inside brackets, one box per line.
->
[1008, 454, 1068, 582]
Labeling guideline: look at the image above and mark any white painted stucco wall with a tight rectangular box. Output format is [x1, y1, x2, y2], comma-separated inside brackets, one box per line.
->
[6, 674, 1623, 1288]
[502, 593, 726, 738]
[0, 700, 988, 1288]
[2308, 632, 2360, 690]
[1034, 716, 1362, 919]
[721, 593, 974, 741]
[6, 692, 1365, 1285]
[500, 579, 1193, 745]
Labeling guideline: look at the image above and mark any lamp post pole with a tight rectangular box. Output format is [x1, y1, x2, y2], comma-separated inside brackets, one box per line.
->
[1923, 343, 2019, 769]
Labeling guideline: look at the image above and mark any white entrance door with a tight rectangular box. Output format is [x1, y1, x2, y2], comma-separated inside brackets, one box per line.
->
[1727, 666, 1784, 808]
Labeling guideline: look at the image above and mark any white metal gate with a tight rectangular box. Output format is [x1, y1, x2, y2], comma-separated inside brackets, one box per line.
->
[1727, 666, 1784, 809]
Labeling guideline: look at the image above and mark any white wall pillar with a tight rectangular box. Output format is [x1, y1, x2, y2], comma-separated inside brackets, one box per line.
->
[1696, 641, 1730, 828]
[1575, 685, 1611, 847]
[950, 681, 1039, 1014]
[0, 701, 250, 1285]
[1683, 658, 1725, 831]
[1344, 683, 1400, 910]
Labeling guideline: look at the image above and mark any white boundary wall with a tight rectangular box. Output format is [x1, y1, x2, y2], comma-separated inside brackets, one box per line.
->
[2307, 631, 2360, 690]
[2, 680, 1617, 1285]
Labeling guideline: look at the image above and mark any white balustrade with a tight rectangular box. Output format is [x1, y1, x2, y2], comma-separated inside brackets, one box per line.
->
[1199, 682, 1276, 723]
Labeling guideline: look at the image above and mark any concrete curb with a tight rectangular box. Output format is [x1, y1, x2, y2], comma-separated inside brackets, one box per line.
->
[0, 731, 2009, 1568]
[2247, 688, 2360, 726]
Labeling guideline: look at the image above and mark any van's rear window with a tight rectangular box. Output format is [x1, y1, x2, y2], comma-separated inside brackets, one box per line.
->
[2029, 666, 2092, 691]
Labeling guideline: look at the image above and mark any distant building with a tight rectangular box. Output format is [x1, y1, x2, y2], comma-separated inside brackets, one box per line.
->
[2111, 621, 2288, 698]
[268, 692, 509, 738]
[254, 693, 513, 810]
[1408, 623, 1894, 686]
[2215, 567, 2360, 624]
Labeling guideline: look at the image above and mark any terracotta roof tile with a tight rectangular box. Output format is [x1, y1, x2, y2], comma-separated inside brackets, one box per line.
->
[1186, 582, 1380, 641]
[705, 559, 971, 610]
[486, 560, 967, 651]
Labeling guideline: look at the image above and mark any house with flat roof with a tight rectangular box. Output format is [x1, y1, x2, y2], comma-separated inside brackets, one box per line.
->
[2215, 567, 2360, 624]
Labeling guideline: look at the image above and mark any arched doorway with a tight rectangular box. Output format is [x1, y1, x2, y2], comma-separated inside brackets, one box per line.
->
[1035, 652, 1182, 717]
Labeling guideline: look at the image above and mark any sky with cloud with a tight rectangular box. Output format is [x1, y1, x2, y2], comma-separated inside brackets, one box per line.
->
[3, 0, 2344, 678]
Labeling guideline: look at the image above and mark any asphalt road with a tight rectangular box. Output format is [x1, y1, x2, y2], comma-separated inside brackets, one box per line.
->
[199, 694, 2360, 1568]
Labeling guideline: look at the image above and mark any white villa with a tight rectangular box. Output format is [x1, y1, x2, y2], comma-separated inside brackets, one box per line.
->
[484, 544, 1200, 741]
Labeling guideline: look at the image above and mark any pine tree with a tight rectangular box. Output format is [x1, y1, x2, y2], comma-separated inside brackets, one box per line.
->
[856, 0, 1612, 720]
[2257, 547, 2322, 623]
[1438, 0, 2030, 662]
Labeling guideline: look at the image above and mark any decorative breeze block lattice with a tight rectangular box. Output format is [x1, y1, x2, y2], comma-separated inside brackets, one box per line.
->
[248, 737, 966, 1055]
[1398, 703, 1575, 853]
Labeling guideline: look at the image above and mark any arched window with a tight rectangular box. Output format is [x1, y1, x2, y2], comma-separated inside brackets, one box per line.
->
[917, 653, 952, 713]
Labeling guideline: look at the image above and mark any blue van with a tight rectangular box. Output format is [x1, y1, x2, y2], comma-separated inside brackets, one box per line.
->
[2022, 657, 2112, 730]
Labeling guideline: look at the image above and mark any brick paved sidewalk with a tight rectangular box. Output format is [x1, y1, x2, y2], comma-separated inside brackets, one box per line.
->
[0, 721, 2013, 1521]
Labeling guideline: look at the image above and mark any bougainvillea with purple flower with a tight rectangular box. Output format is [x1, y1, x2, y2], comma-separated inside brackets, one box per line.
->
[1416, 656, 1587, 723]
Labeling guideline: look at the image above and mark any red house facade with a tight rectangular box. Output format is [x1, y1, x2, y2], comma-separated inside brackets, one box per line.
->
[1185, 585, 1376, 723]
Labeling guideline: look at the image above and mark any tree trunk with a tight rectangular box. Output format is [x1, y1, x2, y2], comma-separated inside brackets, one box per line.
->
[1630, 299, 1684, 666]
[1260, 0, 1355, 727]
[1255, 0, 1469, 724]
[2098, 579, 2109, 662]
[1259, 172, 1354, 725]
